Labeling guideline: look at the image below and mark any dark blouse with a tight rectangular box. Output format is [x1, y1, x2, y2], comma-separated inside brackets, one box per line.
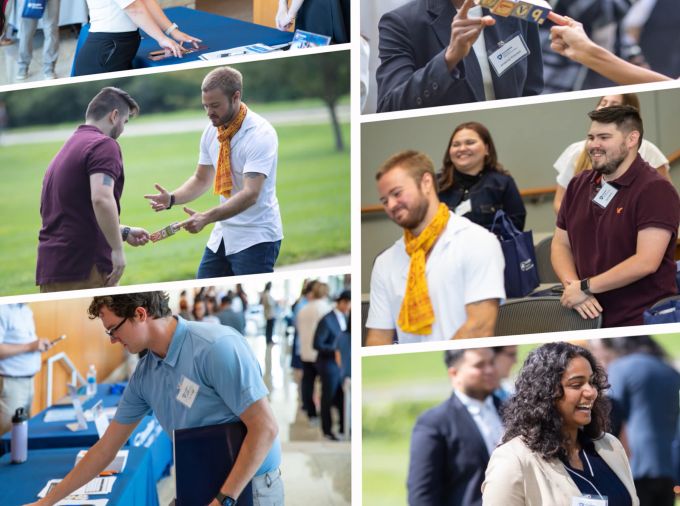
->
[561, 438, 632, 506]
[438, 168, 526, 231]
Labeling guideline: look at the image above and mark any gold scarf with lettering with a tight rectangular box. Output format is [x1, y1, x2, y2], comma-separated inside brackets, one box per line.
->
[214, 102, 248, 198]
[398, 203, 450, 335]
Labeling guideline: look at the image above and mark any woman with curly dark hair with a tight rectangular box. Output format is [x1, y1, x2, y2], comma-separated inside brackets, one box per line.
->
[437, 122, 526, 232]
[482, 342, 638, 505]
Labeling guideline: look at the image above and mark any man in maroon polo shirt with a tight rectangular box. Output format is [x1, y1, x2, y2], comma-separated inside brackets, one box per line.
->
[552, 105, 680, 327]
[36, 87, 150, 292]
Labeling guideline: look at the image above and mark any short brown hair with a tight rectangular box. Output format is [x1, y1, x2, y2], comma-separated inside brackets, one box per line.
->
[85, 87, 139, 121]
[311, 282, 329, 300]
[588, 105, 643, 148]
[202, 66, 243, 98]
[88, 292, 172, 320]
[375, 150, 436, 188]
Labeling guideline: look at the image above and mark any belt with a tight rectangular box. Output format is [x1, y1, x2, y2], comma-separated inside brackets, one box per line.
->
[0, 374, 34, 379]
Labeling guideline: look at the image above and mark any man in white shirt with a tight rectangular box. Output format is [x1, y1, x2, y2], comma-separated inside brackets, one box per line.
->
[0, 304, 52, 434]
[365, 150, 505, 345]
[146, 66, 283, 278]
[407, 348, 503, 505]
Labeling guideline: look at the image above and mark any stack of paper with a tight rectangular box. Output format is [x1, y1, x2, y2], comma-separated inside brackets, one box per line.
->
[75, 449, 128, 474]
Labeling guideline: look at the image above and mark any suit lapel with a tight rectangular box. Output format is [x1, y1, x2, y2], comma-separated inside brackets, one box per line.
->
[449, 393, 490, 460]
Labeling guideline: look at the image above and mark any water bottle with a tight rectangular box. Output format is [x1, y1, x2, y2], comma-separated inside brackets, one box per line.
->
[10, 407, 28, 464]
[86, 364, 97, 396]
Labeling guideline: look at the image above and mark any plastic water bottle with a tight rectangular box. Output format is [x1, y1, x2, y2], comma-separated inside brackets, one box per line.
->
[86, 364, 97, 396]
[10, 407, 28, 464]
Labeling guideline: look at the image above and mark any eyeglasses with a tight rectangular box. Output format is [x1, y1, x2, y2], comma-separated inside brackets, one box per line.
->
[105, 317, 128, 340]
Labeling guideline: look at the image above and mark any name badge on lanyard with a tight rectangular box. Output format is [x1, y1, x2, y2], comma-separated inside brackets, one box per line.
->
[454, 199, 472, 217]
[488, 32, 529, 77]
[592, 182, 618, 209]
[571, 495, 608, 506]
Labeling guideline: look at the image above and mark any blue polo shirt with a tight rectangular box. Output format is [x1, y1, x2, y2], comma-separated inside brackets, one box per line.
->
[114, 317, 280, 475]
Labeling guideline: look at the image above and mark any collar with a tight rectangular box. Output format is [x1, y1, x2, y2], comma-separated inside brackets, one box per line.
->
[333, 308, 346, 320]
[591, 153, 644, 188]
[454, 389, 495, 414]
[78, 124, 105, 135]
[150, 316, 186, 368]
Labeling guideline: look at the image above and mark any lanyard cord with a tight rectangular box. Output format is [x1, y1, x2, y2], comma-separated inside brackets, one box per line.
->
[565, 450, 604, 500]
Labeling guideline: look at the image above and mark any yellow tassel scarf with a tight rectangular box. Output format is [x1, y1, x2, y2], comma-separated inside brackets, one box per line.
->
[214, 102, 248, 198]
[398, 203, 450, 335]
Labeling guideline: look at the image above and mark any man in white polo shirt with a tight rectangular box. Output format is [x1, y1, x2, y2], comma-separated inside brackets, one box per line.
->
[0, 304, 52, 435]
[365, 150, 505, 345]
[146, 66, 283, 278]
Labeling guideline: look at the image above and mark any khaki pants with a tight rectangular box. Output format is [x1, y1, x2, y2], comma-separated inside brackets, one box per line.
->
[40, 265, 108, 293]
[0, 375, 33, 436]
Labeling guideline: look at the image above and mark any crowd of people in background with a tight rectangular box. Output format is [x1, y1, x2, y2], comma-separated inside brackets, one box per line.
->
[175, 279, 352, 441]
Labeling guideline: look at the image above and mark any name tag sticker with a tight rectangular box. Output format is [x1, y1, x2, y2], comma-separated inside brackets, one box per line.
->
[454, 199, 472, 217]
[592, 182, 618, 208]
[176, 376, 200, 409]
[488, 33, 529, 77]
[571, 495, 607, 506]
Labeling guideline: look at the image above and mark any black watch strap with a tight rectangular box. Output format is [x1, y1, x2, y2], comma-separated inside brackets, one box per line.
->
[580, 278, 592, 296]
[215, 492, 236, 506]
[121, 226, 131, 242]
[167, 193, 175, 210]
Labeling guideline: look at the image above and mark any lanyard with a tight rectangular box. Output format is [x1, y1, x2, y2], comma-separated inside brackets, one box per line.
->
[565, 451, 604, 500]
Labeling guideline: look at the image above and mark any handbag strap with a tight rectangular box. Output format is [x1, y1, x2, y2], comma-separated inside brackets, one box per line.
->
[491, 209, 520, 238]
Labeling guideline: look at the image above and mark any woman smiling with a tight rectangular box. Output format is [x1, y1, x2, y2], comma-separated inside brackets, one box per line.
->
[482, 342, 638, 506]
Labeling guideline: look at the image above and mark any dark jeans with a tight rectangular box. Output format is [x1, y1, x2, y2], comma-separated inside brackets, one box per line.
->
[73, 31, 141, 76]
[635, 477, 675, 506]
[317, 356, 344, 436]
[196, 239, 281, 279]
[301, 361, 318, 419]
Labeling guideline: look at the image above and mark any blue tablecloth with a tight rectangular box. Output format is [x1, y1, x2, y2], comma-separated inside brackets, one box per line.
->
[72, 7, 294, 76]
[134, 7, 294, 68]
[0, 445, 159, 506]
[1, 384, 173, 481]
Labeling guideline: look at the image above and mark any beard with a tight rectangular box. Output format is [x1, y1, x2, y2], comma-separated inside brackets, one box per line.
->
[590, 143, 629, 176]
[389, 196, 430, 231]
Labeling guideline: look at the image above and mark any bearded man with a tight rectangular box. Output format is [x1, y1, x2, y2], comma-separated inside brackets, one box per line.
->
[552, 105, 680, 327]
[365, 150, 505, 345]
[145, 66, 283, 277]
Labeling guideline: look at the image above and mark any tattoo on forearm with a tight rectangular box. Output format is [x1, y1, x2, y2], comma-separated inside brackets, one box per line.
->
[102, 175, 114, 187]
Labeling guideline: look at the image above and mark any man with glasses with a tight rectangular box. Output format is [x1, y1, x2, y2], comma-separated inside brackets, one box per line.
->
[29, 291, 283, 506]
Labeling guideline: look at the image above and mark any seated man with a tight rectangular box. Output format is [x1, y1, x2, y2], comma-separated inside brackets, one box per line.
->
[365, 150, 505, 345]
[376, 0, 543, 112]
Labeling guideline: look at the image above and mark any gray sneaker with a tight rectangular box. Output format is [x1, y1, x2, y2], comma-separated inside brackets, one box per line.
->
[43, 67, 57, 80]
[16, 66, 28, 81]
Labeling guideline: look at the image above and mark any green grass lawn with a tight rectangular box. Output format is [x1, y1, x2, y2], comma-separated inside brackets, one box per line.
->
[0, 121, 349, 296]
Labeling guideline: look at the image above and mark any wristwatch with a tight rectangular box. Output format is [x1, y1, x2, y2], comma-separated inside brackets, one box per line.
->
[215, 492, 236, 506]
[167, 193, 175, 210]
[121, 226, 131, 242]
[580, 278, 593, 296]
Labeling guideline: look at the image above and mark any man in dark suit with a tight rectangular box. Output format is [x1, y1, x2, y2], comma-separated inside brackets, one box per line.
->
[313, 289, 351, 441]
[408, 348, 503, 505]
[376, 0, 543, 112]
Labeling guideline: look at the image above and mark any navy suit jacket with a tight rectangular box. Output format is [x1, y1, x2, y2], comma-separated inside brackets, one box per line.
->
[313, 311, 344, 359]
[407, 393, 502, 506]
[376, 0, 543, 112]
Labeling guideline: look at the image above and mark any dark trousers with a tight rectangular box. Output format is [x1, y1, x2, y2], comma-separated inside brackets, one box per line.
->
[301, 361, 318, 419]
[635, 477, 675, 506]
[197, 239, 281, 279]
[265, 318, 275, 345]
[317, 356, 344, 436]
[73, 31, 141, 77]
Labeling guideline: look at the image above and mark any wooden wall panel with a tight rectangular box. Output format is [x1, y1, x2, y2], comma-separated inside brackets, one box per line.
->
[28, 299, 125, 414]
[253, 0, 281, 28]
